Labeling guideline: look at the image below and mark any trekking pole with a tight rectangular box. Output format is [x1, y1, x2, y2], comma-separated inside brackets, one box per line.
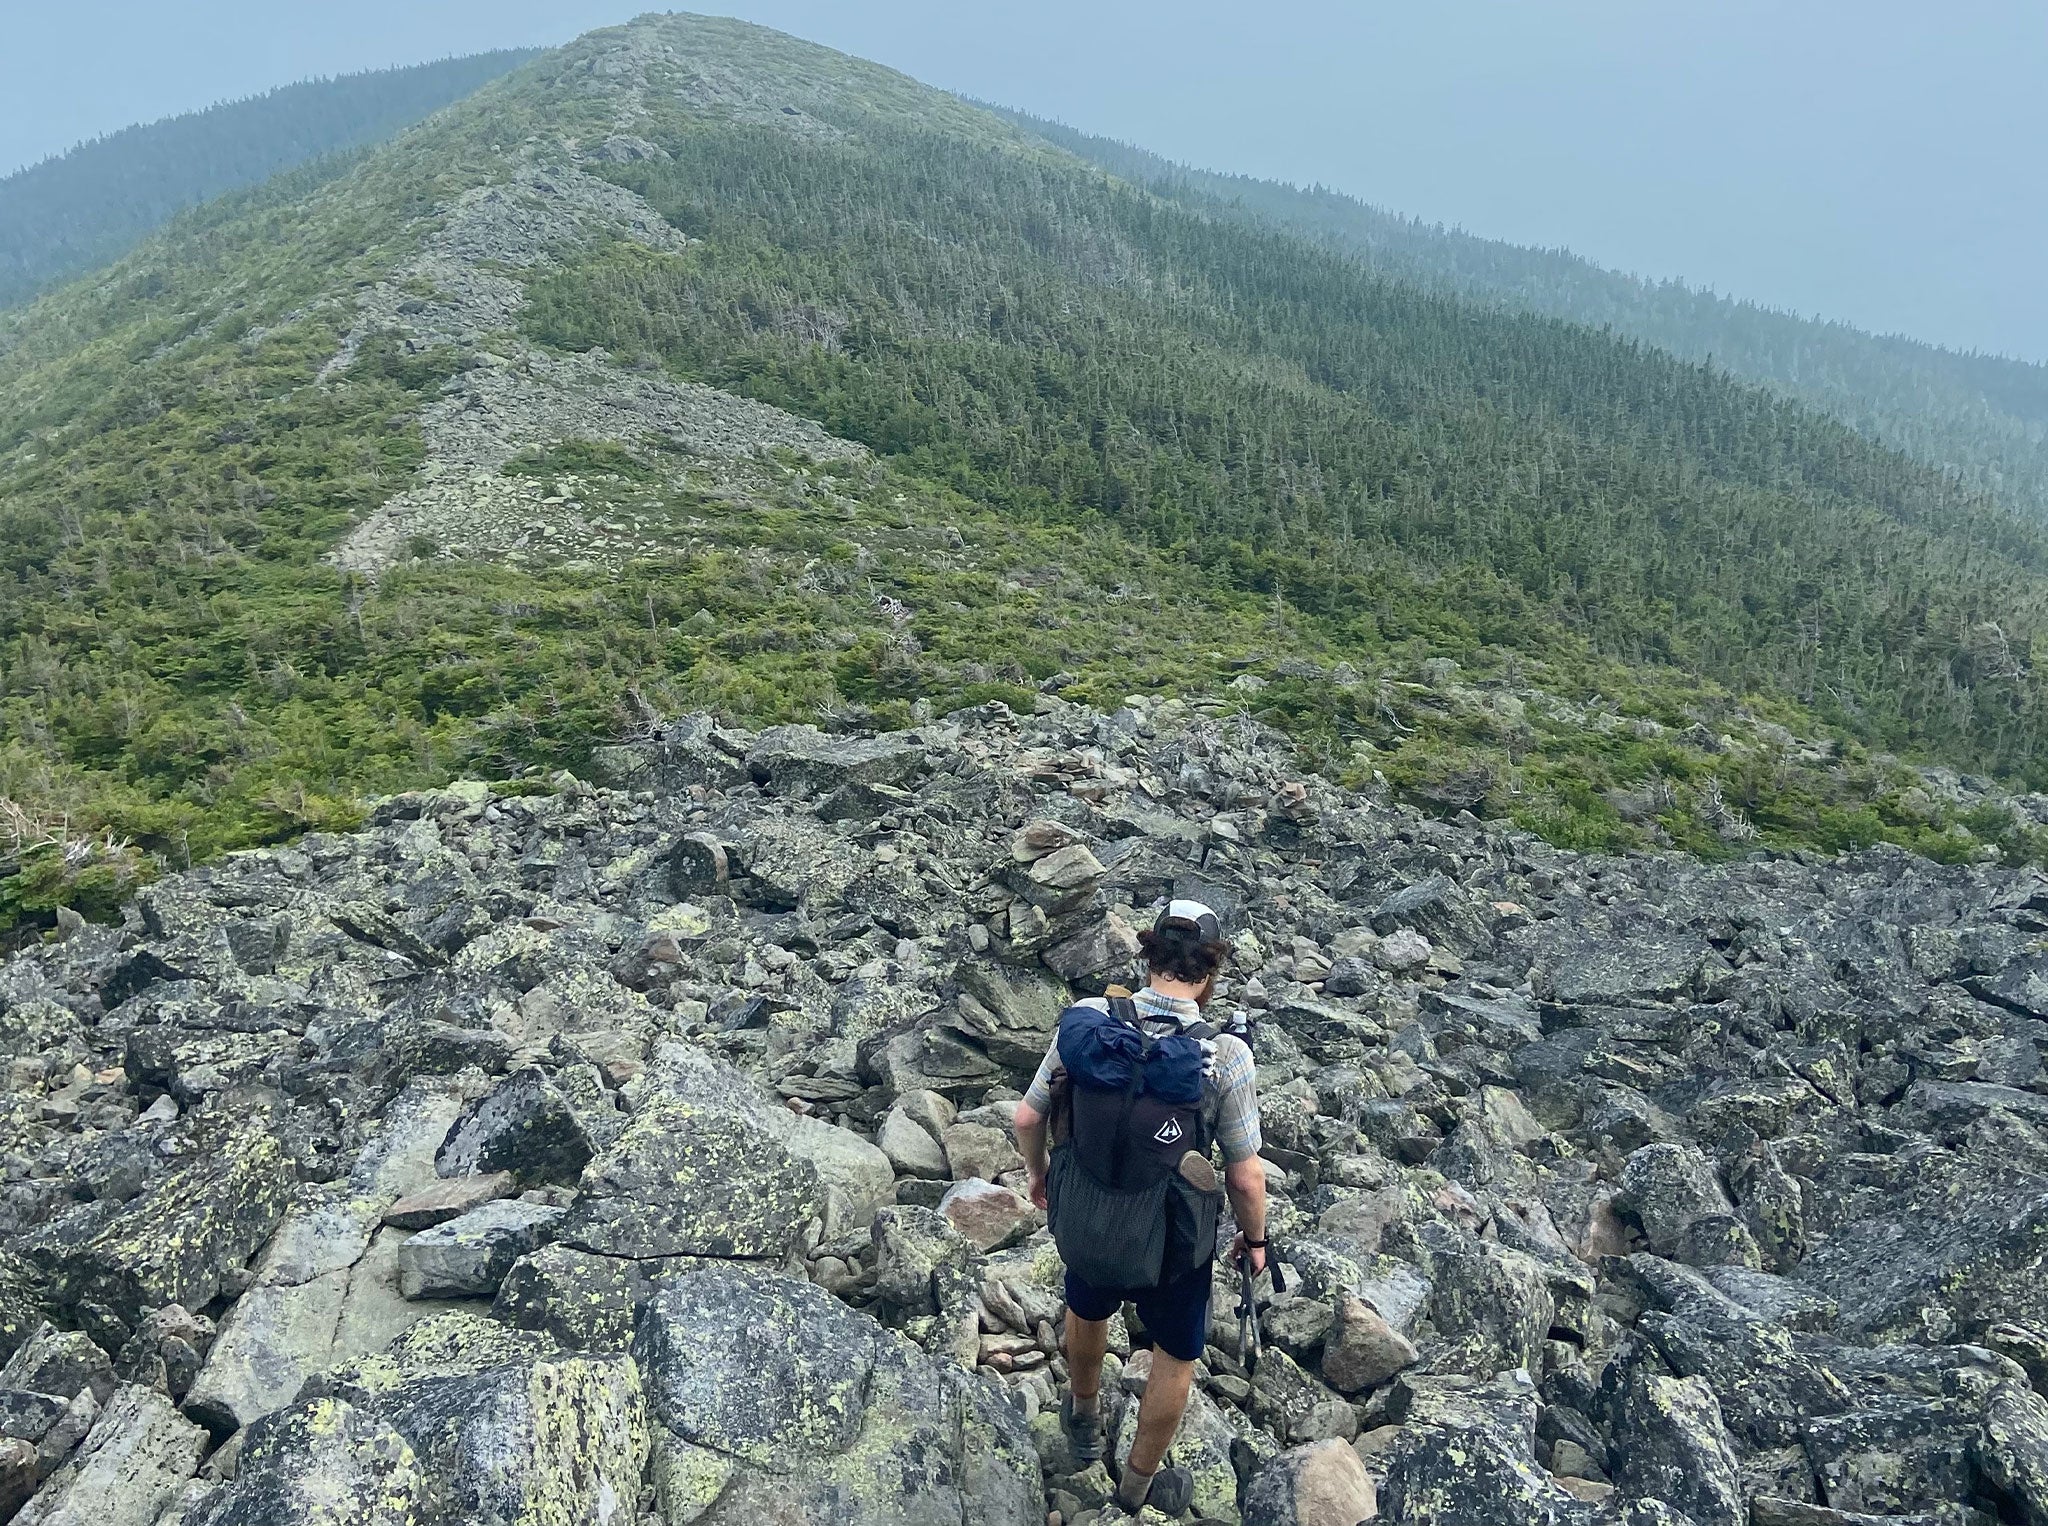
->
[1233, 1242, 1284, 1376]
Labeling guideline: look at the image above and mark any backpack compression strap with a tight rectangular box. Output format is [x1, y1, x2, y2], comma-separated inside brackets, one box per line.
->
[1107, 1004, 1150, 1189]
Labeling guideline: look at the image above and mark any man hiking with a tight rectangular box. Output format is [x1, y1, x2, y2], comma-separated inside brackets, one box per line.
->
[1014, 899, 1268, 1518]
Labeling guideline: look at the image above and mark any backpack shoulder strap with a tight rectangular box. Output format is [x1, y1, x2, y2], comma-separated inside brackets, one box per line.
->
[1181, 1021, 1224, 1155]
[1107, 995, 1141, 1026]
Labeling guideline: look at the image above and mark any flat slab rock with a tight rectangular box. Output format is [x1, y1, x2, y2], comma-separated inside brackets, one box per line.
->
[381, 1172, 515, 1230]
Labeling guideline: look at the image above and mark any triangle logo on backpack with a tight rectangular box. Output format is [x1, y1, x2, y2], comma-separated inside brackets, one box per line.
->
[1153, 1117, 1185, 1145]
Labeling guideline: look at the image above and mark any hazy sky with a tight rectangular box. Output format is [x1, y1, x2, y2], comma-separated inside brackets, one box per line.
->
[3, 1, 2043, 362]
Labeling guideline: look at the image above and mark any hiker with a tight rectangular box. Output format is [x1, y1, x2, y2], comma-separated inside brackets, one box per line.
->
[1013, 899, 1268, 1518]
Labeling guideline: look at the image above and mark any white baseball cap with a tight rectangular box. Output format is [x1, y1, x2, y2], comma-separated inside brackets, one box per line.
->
[1157, 898, 1223, 943]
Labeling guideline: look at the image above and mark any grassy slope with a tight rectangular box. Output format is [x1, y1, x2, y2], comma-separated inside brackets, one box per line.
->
[2, 16, 2045, 933]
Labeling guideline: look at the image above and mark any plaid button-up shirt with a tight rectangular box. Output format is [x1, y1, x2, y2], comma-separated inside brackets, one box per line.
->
[1022, 987, 1263, 1164]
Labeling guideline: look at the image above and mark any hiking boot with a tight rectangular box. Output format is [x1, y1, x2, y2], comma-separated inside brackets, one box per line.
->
[1060, 1391, 1105, 1465]
[1176, 1149, 1218, 1192]
[1119, 1462, 1195, 1516]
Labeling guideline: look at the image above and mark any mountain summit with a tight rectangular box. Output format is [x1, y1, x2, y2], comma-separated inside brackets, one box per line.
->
[5, 12, 2048, 933]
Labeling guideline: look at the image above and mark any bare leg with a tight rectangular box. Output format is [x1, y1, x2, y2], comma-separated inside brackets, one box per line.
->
[1065, 1310, 1109, 1407]
[1124, 1351, 1196, 1478]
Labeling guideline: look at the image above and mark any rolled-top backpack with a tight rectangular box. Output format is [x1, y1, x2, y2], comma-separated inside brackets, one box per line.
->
[1045, 998, 1225, 1290]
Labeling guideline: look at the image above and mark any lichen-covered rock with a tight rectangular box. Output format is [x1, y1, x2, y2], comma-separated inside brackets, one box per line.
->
[184, 1276, 348, 1435]
[1242, 1438, 1378, 1526]
[1408, 1222, 1553, 1379]
[112, 1304, 213, 1399]
[40, 1130, 292, 1331]
[1377, 1380, 1588, 1525]
[185, 1224, 457, 1438]
[0, 1390, 70, 1445]
[14, 1384, 208, 1526]
[1532, 935, 1711, 1006]
[1608, 1369, 1745, 1526]
[1106, 1381, 1242, 1524]
[878, 1108, 948, 1180]
[15, 691, 2048, 1519]
[1618, 1255, 1848, 1449]
[0, 1258, 54, 1370]
[557, 1097, 822, 1260]
[396, 1199, 565, 1299]
[0, 1326, 113, 1405]
[952, 961, 1069, 1071]
[869, 1205, 981, 1326]
[1618, 1143, 1760, 1269]
[491, 1244, 708, 1351]
[774, 1114, 895, 1231]
[1794, 1140, 2048, 1345]
[311, 1311, 553, 1400]
[1801, 1395, 1984, 1516]
[744, 726, 927, 796]
[1248, 1348, 1340, 1441]
[435, 1068, 594, 1187]
[633, 1264, 1037, 1526]
[1979, 1379, 2048, 1526]
[306, 1316, 647, 1526]
[378, 1351, 646, 1526]
[184, 1397, 425, 1526]
[635, 1266, 872, 1464]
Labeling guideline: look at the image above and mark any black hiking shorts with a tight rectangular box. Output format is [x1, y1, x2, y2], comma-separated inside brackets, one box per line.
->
[1065, 1260, 1213, 1362]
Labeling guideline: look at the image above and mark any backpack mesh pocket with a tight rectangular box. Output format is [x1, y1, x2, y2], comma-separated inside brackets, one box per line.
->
[1047, 1143, 1170, 1290]
[1165, 1173, 1223, 1279]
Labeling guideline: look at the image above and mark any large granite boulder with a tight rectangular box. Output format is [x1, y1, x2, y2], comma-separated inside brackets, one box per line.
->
[435, 1067, 595, 1187]
[308, 1313, 647, 1525]
[15, 1384, 208, 1526]
[37, 1129, 293, 1332]
[745, 725, 928, 796]
[184, 1397, 425, 1526]
[491, 1244, 710, 1351]
[557, 1096, 823, 1260]
[634, 1264, 1038, 1525]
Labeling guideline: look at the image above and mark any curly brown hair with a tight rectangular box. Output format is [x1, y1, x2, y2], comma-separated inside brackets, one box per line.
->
[1137, 922, 1229, 984]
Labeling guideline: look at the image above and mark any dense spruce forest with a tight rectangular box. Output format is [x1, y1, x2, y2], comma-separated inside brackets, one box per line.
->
[3, 14, 2048, 932]
[0, 50, 535, 310]
[993, 109, 2048, 525]
[533, 106, 2048, 775]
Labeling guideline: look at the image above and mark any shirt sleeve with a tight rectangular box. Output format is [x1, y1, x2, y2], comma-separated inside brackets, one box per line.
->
[1021, 1034, 1066, 1115]
[1210, 1035, 1264, 1164]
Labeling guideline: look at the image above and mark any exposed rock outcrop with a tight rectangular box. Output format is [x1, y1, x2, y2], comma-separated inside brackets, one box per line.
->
[0, 695, 2045, 1522]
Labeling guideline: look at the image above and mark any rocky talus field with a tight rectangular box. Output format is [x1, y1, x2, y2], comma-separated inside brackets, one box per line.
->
[0, 698, 2044, 1525]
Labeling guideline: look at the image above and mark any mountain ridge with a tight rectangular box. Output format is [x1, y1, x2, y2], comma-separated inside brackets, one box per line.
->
[5, 12, 2048, 937]
[0, 49, 539, 311]
[990, 106, 2048, 523]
